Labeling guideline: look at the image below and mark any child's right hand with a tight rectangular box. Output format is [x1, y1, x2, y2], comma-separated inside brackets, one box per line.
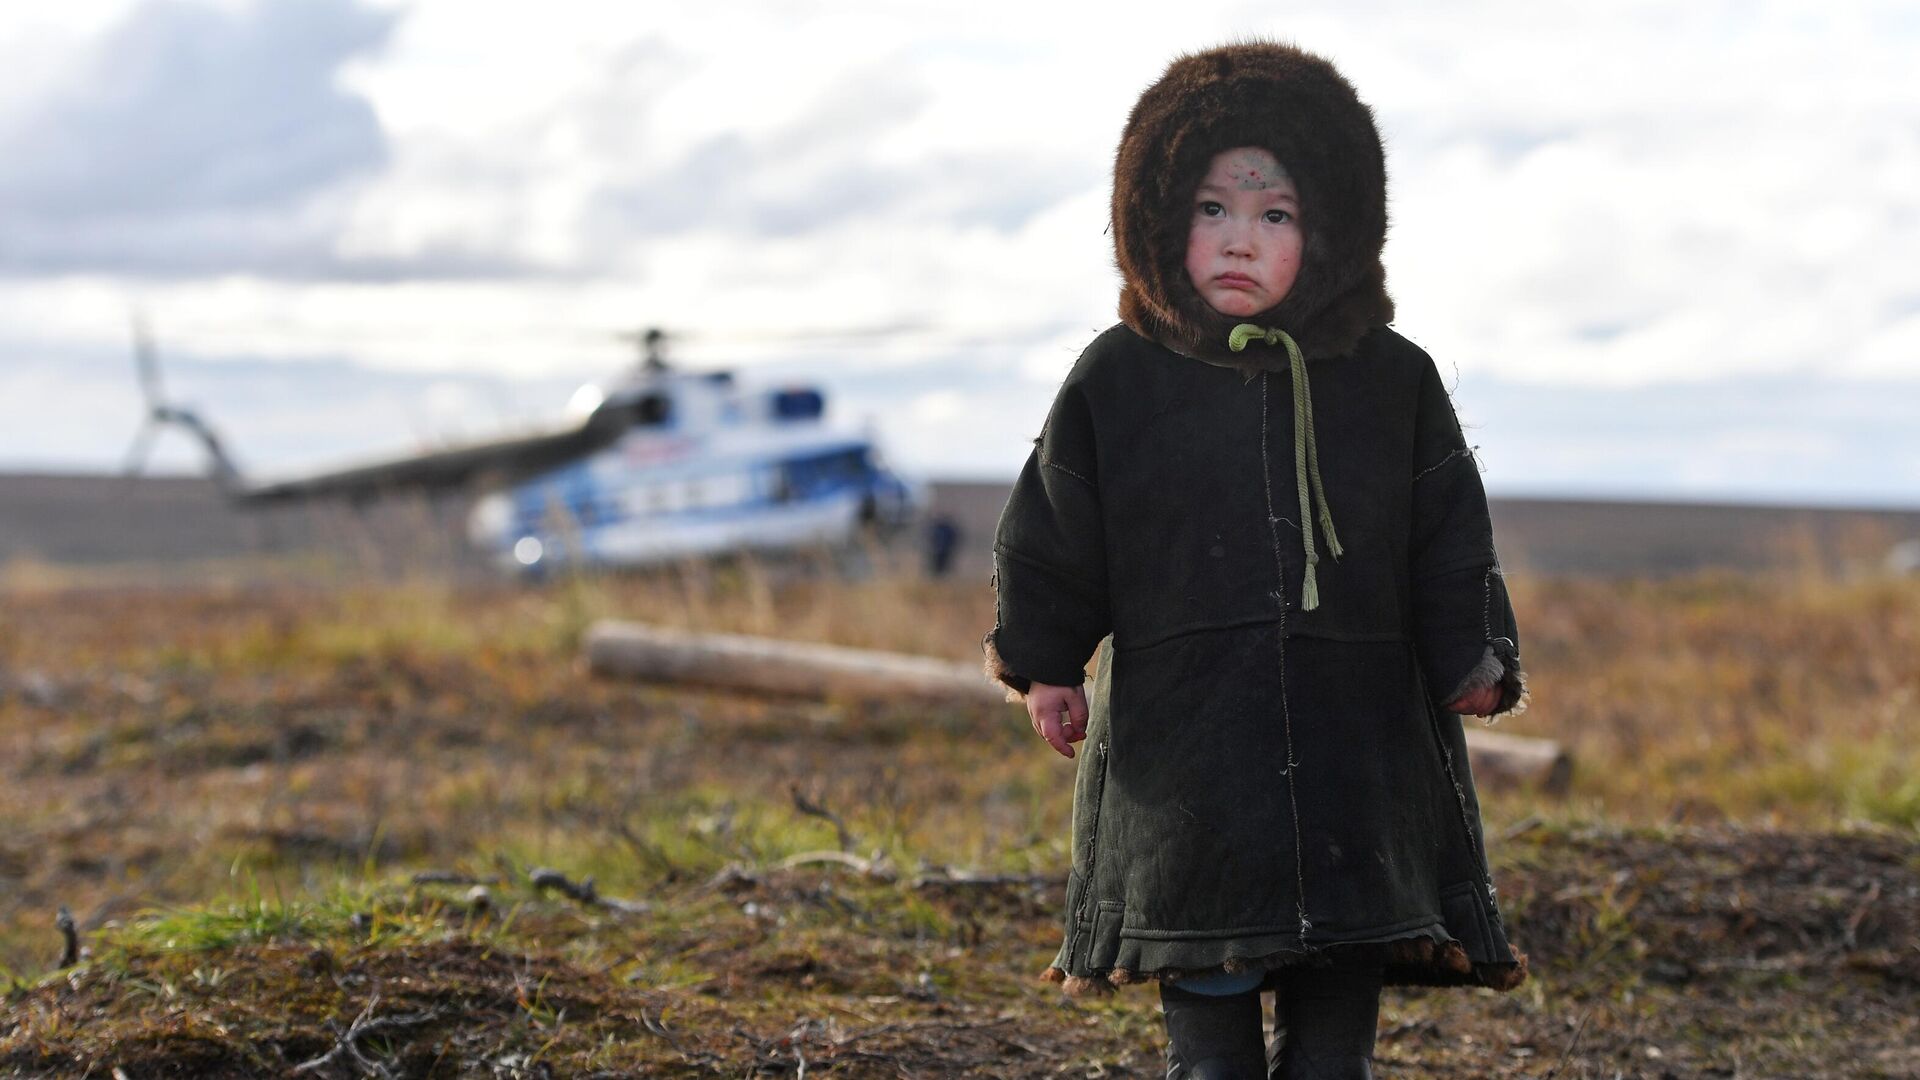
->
[1026, 681, 1089, 759]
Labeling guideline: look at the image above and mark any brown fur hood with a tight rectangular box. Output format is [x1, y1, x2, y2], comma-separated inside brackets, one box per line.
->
[1113, 41, 1395, 366]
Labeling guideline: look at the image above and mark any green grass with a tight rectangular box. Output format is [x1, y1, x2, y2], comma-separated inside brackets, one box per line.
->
[3, 566, 1919, 1075]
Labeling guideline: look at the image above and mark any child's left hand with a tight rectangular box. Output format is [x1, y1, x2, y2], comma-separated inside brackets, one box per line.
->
[1445, 684, 1501, 717]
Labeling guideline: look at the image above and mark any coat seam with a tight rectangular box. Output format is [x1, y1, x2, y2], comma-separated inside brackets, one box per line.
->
[1073, 739, 1111, 945]
[1040, 456, 1097, 489]
[1121, 912, 1441, 942]
[1416, 552, 1498, 582]
[1412, 444, 1476, 484]
[1113, 619, 1410, 652]
[1426, 680, 1504, 920]
[992, 542, 1105, 596]
[1260, 371, 1315, 944]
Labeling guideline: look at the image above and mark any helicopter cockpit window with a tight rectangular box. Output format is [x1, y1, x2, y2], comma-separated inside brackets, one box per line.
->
[628, 393, 672, 427]
[781, 447, 871, 498]
[771, 389, 825, 421]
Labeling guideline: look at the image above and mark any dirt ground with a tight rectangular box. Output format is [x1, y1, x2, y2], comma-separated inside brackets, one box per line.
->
[1, 579, 1916, 1077]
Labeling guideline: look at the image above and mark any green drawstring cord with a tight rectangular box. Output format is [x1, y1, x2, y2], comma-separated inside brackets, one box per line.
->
[1229, 324, 1344, 610]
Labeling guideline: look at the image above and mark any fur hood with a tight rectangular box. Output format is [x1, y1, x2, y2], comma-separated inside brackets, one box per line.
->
[1112, 41, 1395, 367]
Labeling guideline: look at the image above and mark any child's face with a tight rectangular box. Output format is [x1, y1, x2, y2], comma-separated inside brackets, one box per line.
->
[1183, 147, 1303, 319]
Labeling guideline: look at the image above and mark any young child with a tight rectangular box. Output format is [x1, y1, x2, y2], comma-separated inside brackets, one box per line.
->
[983, 42, 1528, 1079]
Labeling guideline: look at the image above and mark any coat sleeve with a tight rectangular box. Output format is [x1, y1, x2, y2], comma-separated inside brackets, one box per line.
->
[1407, 354, 1527, 717]
[982, 375, 1111, 697]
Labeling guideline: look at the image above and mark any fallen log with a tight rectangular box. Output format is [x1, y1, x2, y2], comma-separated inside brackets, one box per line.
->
[583, 620, 1006, 706]
[582, 620, 1570, 792]
[1458, 727, 1574, 795]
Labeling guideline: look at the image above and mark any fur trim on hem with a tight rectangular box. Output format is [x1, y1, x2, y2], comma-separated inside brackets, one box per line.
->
[1042, 966, 1117, 996]
[1476, 952, 1530, 991]
[1041, 938, 1529, 996]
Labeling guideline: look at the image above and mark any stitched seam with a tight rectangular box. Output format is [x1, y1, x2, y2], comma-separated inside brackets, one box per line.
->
[1459, 564, 1508, 919]
[1432, 703, 1499, 925]
[992, 543, 1104, 596]
[1121, 912, 1444, 941]
[1040, 457, 1096, 488]
[1260, 373, 1314, 944]
[1114, 615, 1284, 651]
[1482, 566, 1494, 640]
[1417, 553, 1498, 582]
[1075, 740, 1110, 944]
[1113, 619, 1408, 653]
[1413, 444, 1477, 484]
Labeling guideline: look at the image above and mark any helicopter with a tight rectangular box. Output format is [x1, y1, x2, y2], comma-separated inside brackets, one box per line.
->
[123, 318, 923, 574]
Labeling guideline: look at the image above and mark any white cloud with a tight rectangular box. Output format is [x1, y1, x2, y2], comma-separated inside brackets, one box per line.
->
[0, 0, 1916, 503]
[0, 0, 405, 278]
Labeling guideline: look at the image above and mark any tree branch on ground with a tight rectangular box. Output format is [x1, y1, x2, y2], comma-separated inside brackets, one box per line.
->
[291, 990, 446, 1078]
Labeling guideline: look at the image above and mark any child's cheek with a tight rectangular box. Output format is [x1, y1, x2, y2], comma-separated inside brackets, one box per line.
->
[1182, 222, 1211, 288]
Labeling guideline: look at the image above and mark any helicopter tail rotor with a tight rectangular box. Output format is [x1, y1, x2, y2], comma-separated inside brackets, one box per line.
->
[121, 311, 244, 492]
[121, 419, 161, 477]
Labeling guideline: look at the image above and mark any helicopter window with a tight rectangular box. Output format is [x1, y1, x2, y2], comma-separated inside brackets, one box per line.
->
[771, 389, 825, 421]
[781, 448, 871, 497]
[620, 394, 671, 427]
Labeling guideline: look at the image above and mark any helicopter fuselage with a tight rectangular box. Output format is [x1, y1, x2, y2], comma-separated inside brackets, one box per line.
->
[465, 372, 917, 572]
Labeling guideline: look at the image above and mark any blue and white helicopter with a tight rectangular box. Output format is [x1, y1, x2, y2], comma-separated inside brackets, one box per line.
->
[126, 323, 923, 574]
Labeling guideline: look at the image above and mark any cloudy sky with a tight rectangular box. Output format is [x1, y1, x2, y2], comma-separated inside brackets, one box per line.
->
[0, 0, 1915, 505]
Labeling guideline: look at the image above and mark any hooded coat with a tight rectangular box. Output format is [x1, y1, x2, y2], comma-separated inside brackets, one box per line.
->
[983, 42, 1529, 994]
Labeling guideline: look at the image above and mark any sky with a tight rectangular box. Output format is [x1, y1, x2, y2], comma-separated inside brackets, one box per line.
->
[0, 0, 1915, 506]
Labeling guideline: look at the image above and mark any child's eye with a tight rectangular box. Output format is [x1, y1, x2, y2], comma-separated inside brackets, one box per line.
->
[1264, 209, 1292, 225]
[1198, 201, 1223, 217]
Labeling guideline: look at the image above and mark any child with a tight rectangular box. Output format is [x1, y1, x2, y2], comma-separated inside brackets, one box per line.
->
[983, 42, 1528, 1079]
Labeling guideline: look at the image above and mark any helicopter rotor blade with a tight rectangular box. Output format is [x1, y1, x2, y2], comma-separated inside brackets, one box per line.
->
[121, 420, 159, 478]
[130, 310, 164, 406]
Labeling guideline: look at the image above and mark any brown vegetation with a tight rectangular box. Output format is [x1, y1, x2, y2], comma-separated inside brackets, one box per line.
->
[1, 561, 1916, 1076]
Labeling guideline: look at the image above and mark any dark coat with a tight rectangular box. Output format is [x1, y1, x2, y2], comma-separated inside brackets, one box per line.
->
[985, 324, 1527, 993]
[982, 40, 1529, 994]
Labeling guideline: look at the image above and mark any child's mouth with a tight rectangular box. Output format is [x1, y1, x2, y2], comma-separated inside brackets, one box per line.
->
[1215, 273, 1258, 288]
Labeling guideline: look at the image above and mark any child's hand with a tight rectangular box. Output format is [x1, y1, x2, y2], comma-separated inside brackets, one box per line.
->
[1445, 684, 1502, 717]
[1026, 681, 1090, 759]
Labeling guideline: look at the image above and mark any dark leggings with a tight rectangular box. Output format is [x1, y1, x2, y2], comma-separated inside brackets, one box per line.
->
[1160, 964, 1383, 1080]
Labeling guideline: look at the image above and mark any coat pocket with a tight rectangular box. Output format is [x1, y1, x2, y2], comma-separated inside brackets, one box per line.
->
[1439, 879, 1512, 966]
[1088, 900, 1126, 971]
[1062, 869, 1090, 968]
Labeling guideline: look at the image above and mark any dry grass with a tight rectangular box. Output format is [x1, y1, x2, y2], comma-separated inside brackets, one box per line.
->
[1502, 567, 1920, 827]
[1, 559, 1916, 1076]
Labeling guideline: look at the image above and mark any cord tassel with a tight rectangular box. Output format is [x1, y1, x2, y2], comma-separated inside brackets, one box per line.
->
[1231, 323, 1341, 610]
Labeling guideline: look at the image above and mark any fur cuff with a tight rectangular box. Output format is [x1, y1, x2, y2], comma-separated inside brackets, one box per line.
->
[1443, 647, 1505, 705]
[981, 631, 1031, 702]
[1490, 638, 1530, 719]
[1444, 644, 1530, 722]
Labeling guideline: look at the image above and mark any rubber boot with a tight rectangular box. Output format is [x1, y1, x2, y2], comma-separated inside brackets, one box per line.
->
[1160, 983, 1268, 1080]
[1265, 964, 1382, 1080]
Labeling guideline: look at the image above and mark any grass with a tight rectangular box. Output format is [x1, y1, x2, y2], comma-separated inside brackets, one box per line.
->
[1, 558, 1917, 1075]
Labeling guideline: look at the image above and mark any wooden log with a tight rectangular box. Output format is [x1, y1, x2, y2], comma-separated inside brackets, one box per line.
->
[582, 619, 1570, 791]
[583, 620, 1007, 706]
[1459, 726, 1573, 795]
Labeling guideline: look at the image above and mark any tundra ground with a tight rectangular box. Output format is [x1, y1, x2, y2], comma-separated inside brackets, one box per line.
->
[2, 564, 1916, 1077]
